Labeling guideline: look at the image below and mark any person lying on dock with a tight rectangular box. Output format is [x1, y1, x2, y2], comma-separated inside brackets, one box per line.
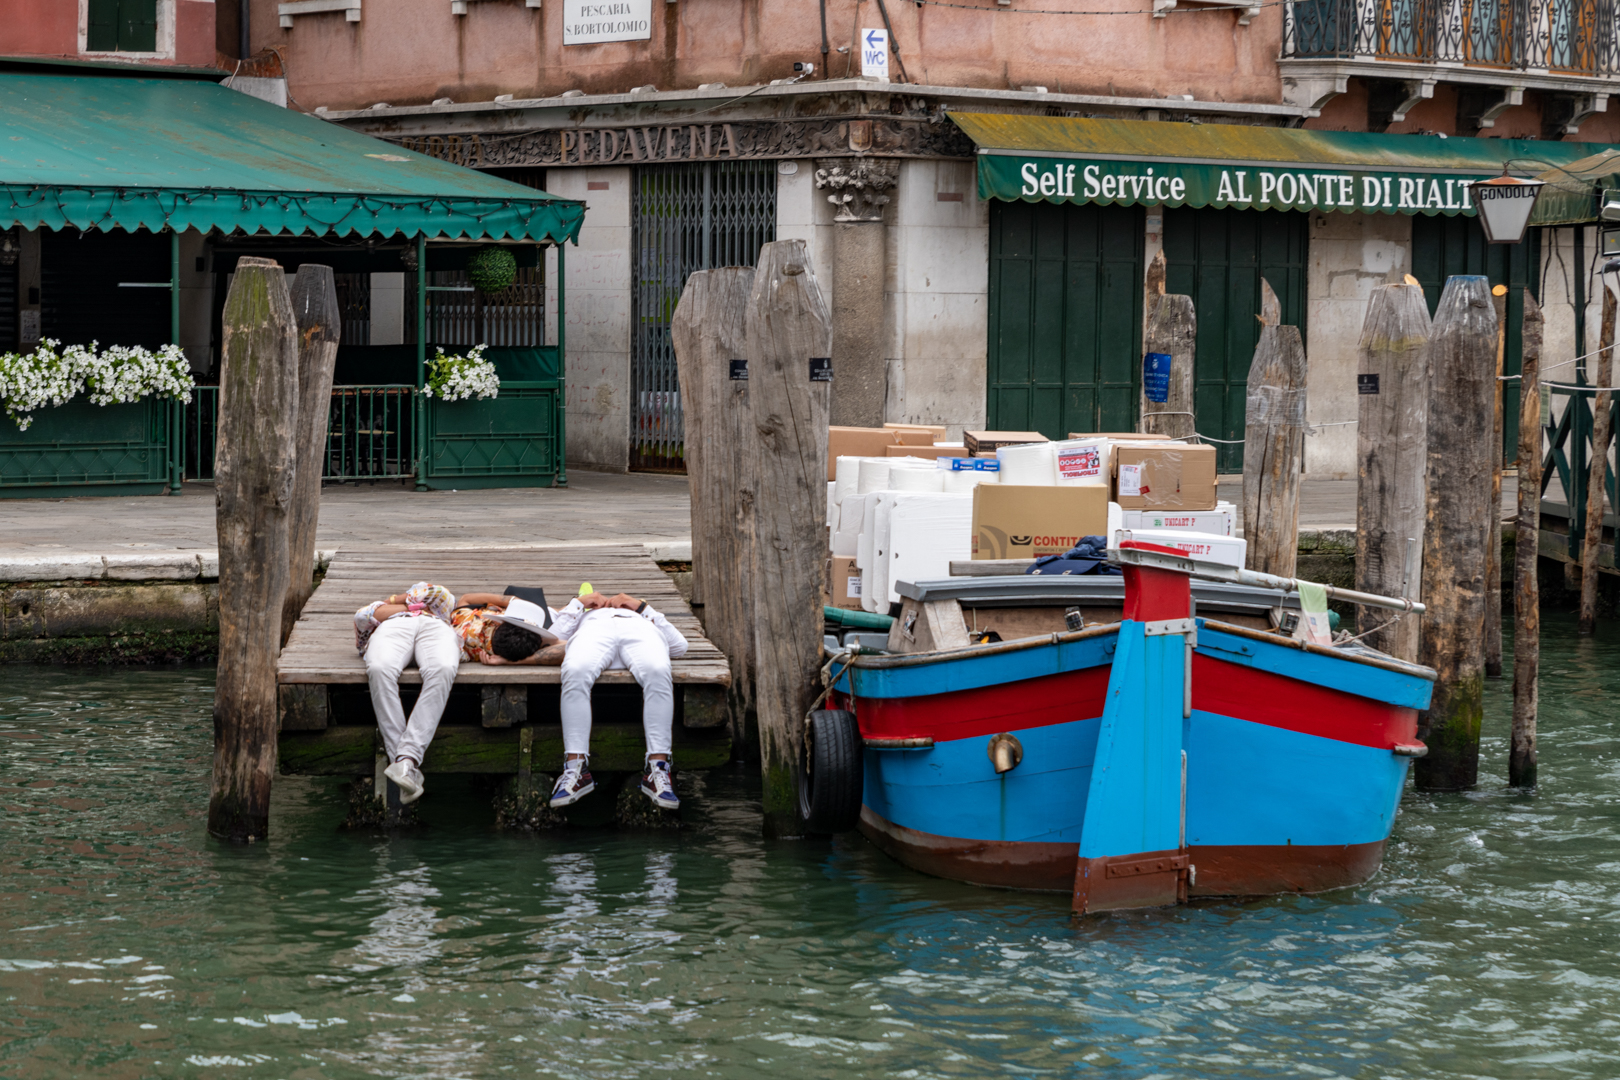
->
[353, 583, 458, 806]
[450, 593, 566, 666]
[548, 587, 689, 812]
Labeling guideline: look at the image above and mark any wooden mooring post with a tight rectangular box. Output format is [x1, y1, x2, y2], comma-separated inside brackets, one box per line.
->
[1140, 265, 1196, 440]
[209, 257, 299, 841]
[281, 265, 340, 647]
[1354, 281, 1430, 663]
[1485, 285, 1508, 677]
[746, 240, 833, 837]
[1511, 290, 1544, 788]
[672, 267, 760, 750]
[1580, 283, 1616, 634]
[1242, 280, 1307, 578]
[1416, 275, 1496, 792]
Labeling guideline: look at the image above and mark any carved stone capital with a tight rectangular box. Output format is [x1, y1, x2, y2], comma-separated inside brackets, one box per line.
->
[814, 158, 899, 222]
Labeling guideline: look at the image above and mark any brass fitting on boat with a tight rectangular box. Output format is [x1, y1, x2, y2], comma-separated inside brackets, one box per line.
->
[988, 732, 1023, 774]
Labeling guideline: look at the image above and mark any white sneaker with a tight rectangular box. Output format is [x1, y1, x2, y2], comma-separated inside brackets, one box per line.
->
[384, 759, 425, 804]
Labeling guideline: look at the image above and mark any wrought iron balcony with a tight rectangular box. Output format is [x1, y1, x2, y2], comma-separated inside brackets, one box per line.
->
[1284, 0, 1620, 78]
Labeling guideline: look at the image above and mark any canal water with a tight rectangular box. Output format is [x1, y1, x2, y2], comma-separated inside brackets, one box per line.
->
[2, 615, 1617, 1079]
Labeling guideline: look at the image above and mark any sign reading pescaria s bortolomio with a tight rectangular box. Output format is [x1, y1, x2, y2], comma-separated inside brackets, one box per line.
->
[977, 153, 1492, 216]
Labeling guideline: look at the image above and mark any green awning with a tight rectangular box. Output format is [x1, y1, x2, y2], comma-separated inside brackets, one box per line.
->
[1529, 150, 1620, 226]
[953, 112, 1610, 218]
[0, 63, 584, 243]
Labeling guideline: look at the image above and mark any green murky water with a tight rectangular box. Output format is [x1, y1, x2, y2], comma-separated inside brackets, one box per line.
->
[2, 614, 1619, 1079]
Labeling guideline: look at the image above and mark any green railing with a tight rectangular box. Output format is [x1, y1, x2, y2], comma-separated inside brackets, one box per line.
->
[0, 396, 174, 499]
[1543, 384, 1618, 566]
[183, 385, 419, 483]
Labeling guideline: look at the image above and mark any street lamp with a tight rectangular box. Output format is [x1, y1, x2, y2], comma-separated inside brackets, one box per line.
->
[1469, 171, 1546, 244]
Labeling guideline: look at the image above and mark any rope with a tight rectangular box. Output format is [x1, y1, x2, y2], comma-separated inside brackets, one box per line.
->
[1334, 601, 1415, 646]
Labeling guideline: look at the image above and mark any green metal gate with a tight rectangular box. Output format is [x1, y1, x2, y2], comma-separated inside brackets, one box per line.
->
[1410, 213, 1540, 463]
[987, 201, 1144, 438]
[630, 160, 776, 472]
[1163, 207, 1309, 473]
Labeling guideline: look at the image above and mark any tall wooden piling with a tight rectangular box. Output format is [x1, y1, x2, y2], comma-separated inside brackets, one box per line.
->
[1140, 275, 1197, 440]
[1242, 280, 1307, 578]
[1485, 285, 1508, 676]
[1511, 290, 1544, 788]
[1416, 275, 1497, 792]
[746, 240, 833, 837]
[209, 257, 299, 842]
[672, 267, 759, 748]
[1354, 282, 1430, 662]
[1580, 285, 1616, 634]
[281, 265, 340, 647]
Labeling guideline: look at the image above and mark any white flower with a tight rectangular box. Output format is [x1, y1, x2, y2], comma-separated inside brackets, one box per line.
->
[423, 344, 500, 402]
[0, 339, 195, 430]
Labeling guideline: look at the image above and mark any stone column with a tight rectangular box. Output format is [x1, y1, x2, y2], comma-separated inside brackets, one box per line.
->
[815, 159, 897, 428]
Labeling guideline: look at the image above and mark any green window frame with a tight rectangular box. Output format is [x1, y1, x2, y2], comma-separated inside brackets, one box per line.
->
[87, 0, 159, 53]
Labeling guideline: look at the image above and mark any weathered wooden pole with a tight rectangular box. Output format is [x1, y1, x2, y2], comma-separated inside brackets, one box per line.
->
[209, 257, 299, 842]
[281, 265, 340, 647]
[1141, 280, 1196, 440]
[1484, 285, 1507, 676]
[1242, 280, 1307, 578]
[747, 239, 833, 837]
[1579, 284, 1616, 634]
[1354, 282, 1430, 662]
[1416, 275, 1497, 792]
[672, 267, 759, 745]
[1511, 289, 1544, 788]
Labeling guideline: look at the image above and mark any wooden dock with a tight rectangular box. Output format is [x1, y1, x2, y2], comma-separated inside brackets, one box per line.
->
[274, 544, 733, 781]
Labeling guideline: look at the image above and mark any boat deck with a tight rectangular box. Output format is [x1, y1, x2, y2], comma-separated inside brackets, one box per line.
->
[275, 545, 733, 779]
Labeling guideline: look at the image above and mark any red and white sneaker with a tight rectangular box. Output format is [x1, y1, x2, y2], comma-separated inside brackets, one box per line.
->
[639, 760, 679, 810]
[549, 763, 595, 808]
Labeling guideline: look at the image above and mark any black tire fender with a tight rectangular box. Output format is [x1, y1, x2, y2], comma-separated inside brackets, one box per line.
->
[799, 709, 864, 834]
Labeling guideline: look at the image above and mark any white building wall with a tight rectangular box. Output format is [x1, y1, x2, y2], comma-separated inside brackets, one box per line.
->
[1538, 225, 1604, 370]
[775, 159, 836, 296]
[546, 166, 632, 473]
[884, 159, 989, 440]
[1304, 211, 1414, 478]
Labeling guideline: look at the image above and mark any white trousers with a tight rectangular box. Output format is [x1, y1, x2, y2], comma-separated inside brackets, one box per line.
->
[560, 615, 674, 760]
[365, 616, 460, 766]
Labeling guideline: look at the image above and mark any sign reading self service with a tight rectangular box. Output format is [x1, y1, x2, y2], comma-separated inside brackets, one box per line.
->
[563, 0, 652, 45]
[979, 153, 1491, 216]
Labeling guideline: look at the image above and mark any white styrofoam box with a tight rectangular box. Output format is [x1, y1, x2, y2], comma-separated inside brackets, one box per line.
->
[840, 493, 868, 534]
[1053, 437, 1111, 487]
[996, 441, 1058, 485]
[831, 529, 860, 558]
[882, 492, 975, 607]
[935, 457, 1000, 472]
[857, 493, 882, 583]
[827, 481, 838, 527]
[1120, 504, 1235, 537]
[867, 492, 899, 612]
[1122, 527, 1247, 568]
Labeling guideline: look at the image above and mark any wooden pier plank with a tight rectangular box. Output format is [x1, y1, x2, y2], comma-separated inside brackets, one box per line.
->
[276, 545, 732, 688]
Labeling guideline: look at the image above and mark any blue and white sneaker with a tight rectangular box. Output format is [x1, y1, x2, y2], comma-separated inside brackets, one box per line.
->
[549, 763, 595, 808]
[640, 760, 679, 810]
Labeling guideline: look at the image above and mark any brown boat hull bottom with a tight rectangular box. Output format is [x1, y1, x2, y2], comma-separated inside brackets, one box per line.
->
[858, 808, 1388, 899]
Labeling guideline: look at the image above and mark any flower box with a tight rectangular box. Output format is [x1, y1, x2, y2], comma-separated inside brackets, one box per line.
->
[0, 396, 173, 498]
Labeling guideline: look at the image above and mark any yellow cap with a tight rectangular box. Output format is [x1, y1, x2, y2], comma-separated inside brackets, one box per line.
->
[577, 582, 593, 597]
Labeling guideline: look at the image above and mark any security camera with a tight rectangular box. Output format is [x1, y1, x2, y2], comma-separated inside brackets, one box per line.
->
[793, 62, 816, 75]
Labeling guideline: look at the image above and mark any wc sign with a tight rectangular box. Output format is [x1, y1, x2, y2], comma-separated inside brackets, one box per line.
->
[861, 28, 889, 81]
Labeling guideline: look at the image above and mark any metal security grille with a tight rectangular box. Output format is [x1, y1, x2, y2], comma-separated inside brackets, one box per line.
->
[630, 160, 776, 472]
[427, 267, 545, 347]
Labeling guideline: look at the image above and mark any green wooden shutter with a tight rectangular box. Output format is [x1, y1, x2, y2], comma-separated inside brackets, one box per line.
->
[1162, 207, 1309, 472]
[988, 201, 1143, 439]
[1410, 214, 1540, 465]
[86, 0, 121, 51]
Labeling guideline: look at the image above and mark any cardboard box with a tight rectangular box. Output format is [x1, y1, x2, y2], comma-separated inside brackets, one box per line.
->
[935, 457, 1000, 472]
[828, 426, 902, 479]
[1067, 431, 1167, 441]
[1120, 503, 1235, 537]
[885, 443, 966, 460]
[885, 422, 947, 439]
[1113, 443, 1217, 511]
[890, 429, 936, 446]
[971, 484, 1109, 560]
[1121, 527, 1246, 568]
[829, 555, 863, 609]
[964, 430, 1048, 455]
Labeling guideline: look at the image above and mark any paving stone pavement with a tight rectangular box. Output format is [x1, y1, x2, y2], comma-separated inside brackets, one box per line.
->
[0, 471, 1519, 560]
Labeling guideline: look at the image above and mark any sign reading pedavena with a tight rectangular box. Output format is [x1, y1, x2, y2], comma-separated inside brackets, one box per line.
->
[987, 156, 1489, 216]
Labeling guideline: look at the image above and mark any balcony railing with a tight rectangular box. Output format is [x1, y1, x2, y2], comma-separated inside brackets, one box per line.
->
[183, 385, 417, 483]
[1285, 0, 1620, 76]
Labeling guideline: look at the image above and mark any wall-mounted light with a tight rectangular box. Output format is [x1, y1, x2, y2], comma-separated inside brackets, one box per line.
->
[1470, 171, 1546, 244]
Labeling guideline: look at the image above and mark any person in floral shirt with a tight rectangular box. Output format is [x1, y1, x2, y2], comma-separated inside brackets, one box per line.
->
[450, 593, 566, 667]
[353, 582, 457, 805]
